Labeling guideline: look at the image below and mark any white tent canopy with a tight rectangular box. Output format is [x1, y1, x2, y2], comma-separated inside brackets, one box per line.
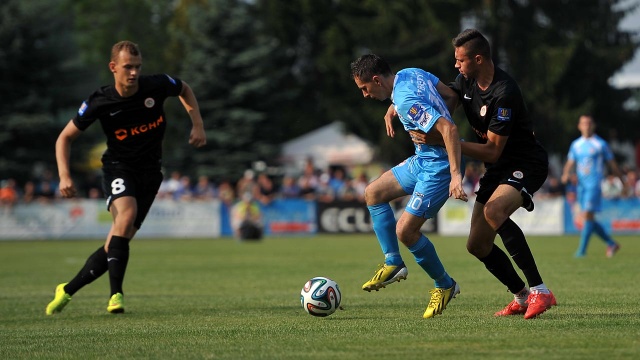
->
[280, 122, 375, 170]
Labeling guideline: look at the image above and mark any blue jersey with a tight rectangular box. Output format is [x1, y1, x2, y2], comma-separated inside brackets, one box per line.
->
[392, 68, 453, 162]
[567, 134, 614, 189]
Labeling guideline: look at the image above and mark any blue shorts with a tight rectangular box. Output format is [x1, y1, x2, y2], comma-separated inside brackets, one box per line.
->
[391, 155, 455, 219]
[577, 185, 601, 212]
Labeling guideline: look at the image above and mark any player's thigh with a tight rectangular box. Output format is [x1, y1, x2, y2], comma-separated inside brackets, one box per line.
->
[484, 184, 522, 224]
[133, 170, 163, 229]
[467, 201, 497, 257]
[403, 171, 450, 219]
[578, 186, 601, 212]
[365, 169, 406, 205]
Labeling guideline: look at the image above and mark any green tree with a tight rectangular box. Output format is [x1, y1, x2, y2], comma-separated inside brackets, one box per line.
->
[170, 0, 293, 180]
[0, 0, 93, 185]
[463, 0, 638, 154]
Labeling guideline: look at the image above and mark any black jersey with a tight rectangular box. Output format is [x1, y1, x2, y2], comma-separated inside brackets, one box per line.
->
[73, 74, 183, 170]
[450, 67, 547, 169]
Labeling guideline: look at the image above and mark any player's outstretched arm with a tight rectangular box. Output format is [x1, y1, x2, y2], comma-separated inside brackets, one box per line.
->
[436, 81, 459, 116]
[178, 81, 206, 148]
[434, 118, 467, 202]
[55, 120, 83, 198]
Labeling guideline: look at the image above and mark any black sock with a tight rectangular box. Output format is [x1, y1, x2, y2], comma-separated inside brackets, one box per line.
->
[497, 218, 543, 287]
[65, 246, 109, 296]
[479, 244, 526, 294]
[107, 236, 131, 296]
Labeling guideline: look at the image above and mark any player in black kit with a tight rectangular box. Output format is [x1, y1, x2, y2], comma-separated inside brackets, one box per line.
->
[46, 41, 206, 315]
[401, 29, 556, 319]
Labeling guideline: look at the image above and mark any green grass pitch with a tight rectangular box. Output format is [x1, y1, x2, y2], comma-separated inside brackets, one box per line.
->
[1, 234, 638, 359]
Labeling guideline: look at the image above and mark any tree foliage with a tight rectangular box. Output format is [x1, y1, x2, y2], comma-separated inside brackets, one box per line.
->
[1, 0, 638, 188]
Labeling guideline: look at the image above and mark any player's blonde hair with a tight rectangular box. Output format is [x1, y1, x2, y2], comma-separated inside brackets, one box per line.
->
[111, 41, 141, 62]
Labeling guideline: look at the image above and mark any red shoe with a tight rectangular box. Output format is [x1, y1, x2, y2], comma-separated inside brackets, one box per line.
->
[606, 243, 620, 258]
[494, 299, 527, 317]
[524, 291, 555, 319]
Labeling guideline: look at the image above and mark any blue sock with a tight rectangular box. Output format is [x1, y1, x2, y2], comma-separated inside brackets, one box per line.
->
[593, 221, 616, 246]
[577, 220, 595, 255]
[368, 203, 402, 266]
[408, 234, 453, 288]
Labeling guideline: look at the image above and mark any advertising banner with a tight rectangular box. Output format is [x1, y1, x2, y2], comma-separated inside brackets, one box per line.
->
[0, 199, 221, 240]
[564, 198, 640, 234]
[438, 196, 564, 236]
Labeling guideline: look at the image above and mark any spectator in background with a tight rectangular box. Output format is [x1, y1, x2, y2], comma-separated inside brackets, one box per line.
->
[623, 169, 639, 198]
[635, 139, 640, 171]
[158, 171, 182, 199]
[217, 179, 236, 206]
[0, 179, 19, 213]
[298, 175, 317, 200]
[193, 175, 216, 201]
[279, 175, 301, 199]
[538, 175, 565, 199]
[561, 115, 622, 258]
[353, 172, 369, 203]
[601, 174, 624, 199]
[231, 192, 263, 241]
[36, 180, 57, 202]
[315, 173, 335, 203]
[173, 175, 194, 201]
[338, 176, 360, 202]
[22, 181, 36, 204]
[298, 160, 319, 195]
[255, 173, 276, 205]
[236, 169, 257, 198]
[328, 167, 347, 195]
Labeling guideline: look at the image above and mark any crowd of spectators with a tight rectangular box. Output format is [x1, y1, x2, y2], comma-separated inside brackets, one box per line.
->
[2, 159, 640, 213]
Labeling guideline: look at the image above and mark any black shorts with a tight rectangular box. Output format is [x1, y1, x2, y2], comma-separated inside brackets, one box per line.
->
[102, 163, 163, 229]
[475, 161, 548, 211]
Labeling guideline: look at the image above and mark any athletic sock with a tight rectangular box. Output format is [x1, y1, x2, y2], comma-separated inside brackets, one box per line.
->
[107, 235, 131, 296]
[65, 246, 109, 296]
[514, 288, 529, 306]
[529, 283, 550, 294]
[497, 218, 543, 288]
[592, 221, 616, 246]
[408, 234, 453, 288]
[368, 203, 403, 266]
[478, 244, 525, 294]
[577, 219, 595, 254]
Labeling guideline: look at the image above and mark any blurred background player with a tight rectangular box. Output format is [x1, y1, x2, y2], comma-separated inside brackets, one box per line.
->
[45, 40, 206, 315]
[561, 115, 623, 258]
[351, 54, 467, 318]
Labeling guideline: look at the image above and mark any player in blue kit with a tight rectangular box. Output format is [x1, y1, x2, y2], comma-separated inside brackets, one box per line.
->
[561, 115, 623, 258]
[350, 54, 468, 318]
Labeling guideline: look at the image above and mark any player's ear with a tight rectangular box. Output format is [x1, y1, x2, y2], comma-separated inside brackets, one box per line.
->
[372, 75, 381, 85]
[475, 54, 483, 65]
[109, 61, 116, 73]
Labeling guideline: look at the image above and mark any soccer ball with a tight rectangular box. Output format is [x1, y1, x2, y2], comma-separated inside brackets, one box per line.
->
[300, 276, 342, 317]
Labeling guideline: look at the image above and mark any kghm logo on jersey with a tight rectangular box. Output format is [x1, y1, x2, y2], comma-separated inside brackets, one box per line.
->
[114, 115, 164, 141]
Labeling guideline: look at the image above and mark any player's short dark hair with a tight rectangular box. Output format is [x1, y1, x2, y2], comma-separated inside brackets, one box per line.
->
[452, 29, 491, 58]
[111, 40, 141, 62]
[350, 54, 392, 81]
